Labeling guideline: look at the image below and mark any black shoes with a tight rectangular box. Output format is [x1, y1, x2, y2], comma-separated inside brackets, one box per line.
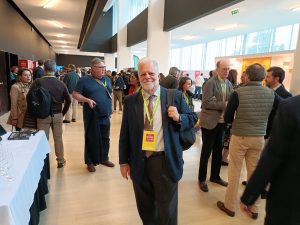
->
[87, 164, 96, 172]
[199, 181, 209, 192]
[57, 160, 66, 168]
[221, 161, 229, 166]
[210, 178, 228, 187]
[72, 119, 76, 122]
[217, 201, 235, 217]
[63, 120, 71, 123]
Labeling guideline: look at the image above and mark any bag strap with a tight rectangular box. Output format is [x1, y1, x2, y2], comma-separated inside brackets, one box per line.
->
[93, 76, 112, 99]
[167, 89, 176, 107]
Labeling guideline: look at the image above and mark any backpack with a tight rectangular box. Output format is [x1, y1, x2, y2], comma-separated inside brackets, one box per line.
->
[27, 79, 52, 119]
[167, 89, 196, 151]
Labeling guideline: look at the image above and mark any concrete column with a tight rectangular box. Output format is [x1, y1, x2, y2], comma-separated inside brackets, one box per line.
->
[290, 24, 300, 95]
[104, 53, 115, 71]
[147, 0, 170, 75]
[117, 0, 132, 71]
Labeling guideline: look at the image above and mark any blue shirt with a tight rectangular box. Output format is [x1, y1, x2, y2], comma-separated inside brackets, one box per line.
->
[75, 75, 112, 116]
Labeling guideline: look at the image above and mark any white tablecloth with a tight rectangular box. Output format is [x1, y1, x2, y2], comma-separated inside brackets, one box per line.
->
[0, 131, 51, 225]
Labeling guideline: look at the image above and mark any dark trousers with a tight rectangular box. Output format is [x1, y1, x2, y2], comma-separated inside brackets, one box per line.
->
[198, 123, 226, 182]
[194, 86, 202, 99]
[85, 117, 110, 164]
[133, 155, 178, 225]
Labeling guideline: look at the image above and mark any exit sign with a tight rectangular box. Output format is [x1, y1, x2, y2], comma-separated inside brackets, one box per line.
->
[231, 8, 239, 15]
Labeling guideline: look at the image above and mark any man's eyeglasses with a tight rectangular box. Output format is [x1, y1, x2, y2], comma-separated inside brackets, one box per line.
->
[93, 66, 106, 69]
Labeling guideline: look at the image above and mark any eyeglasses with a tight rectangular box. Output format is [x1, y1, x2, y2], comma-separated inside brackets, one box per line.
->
[93, 66, 106, 69]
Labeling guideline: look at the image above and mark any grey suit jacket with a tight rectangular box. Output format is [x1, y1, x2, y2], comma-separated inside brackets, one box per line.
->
[200, 76, 233, 130]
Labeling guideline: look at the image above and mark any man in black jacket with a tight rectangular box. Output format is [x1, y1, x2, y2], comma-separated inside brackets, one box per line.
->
[240, 95, 300, 225]
[33, 59, 45, 80]
[160, 67, 180, 89]
[265, 66, 292, 98]
[265, 66, 292, 138]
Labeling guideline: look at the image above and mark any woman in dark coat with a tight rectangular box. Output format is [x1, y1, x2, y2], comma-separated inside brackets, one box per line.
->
[178, 76, 194, 111]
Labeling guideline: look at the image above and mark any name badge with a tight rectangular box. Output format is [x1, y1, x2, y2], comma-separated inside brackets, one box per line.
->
[142, 130, 157, 152]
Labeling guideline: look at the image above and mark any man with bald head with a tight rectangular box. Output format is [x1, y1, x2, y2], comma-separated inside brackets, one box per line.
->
[198, 59, 233, 192]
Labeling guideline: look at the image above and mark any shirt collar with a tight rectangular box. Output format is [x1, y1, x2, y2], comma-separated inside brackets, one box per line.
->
[217, 75, 226, 84]
[273, 83, 282, 91]
[142, 86, 161, 99]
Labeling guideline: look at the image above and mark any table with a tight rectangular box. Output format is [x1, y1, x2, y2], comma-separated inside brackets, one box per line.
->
[0, 131, 51, 225]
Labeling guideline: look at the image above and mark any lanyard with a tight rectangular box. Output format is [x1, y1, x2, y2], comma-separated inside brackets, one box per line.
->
[184, 93, 189, 105]
[100, 79, 107, 87]
[141, 89, 160, 127]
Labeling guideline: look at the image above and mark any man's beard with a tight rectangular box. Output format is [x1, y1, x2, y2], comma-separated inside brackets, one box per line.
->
[142, 81, 159, 94]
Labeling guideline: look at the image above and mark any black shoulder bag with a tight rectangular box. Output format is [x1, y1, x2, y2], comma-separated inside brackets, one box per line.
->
[167, 89, 196, 151]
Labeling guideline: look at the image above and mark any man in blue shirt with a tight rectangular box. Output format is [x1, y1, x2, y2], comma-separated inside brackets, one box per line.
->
[73, 58, 114, 172]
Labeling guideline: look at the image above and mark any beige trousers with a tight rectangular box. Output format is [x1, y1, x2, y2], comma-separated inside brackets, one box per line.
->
[37, 113, 65, 164]
[65, 94, 78, 121]
[113, 90, 123, 111]
[224, 135, 264, 212]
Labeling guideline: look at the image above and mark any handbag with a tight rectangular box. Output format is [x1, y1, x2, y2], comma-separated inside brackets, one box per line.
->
[167, 89, 196, 151]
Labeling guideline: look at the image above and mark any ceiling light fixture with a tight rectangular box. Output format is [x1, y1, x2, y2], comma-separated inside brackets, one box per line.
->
[291, 6, 300, 11]
[43, 0, 57, 9]
[215, 24, 237, 31]
[49, 21, 64, 28]
[179, 35, 197, 41]
[56, 34, 65, 37]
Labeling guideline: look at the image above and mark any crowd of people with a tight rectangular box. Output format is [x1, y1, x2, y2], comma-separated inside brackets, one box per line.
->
[5, 57, 299, 225]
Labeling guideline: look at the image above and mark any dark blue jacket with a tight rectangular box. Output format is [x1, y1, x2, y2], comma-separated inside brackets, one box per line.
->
[119, 87, 197, 183]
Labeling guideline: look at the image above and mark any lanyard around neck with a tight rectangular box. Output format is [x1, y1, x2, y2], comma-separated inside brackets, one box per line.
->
[141, 89, 160, 126]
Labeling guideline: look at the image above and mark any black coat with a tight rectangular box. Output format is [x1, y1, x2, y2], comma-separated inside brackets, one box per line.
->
[119, 87, 197, 183]
[160, 75, 179, 89]
[241, 95, 300, 225]
[265, 85, 292, 138]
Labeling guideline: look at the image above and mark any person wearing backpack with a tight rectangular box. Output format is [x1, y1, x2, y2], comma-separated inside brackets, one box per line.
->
[119, 58, 197, 225]
[28, 59, 71, 168]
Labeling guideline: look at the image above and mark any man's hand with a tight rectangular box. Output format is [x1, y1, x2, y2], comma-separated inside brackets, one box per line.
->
[87, 99, 96, 109]
[120, 164, 130, 180]
[240, 202, 254, 218]
[168, 106, 180, 122]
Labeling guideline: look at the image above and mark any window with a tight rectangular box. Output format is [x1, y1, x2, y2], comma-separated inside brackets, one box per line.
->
[190, 44, 204, 70]
[129, 0, 148, 21]
[272, 25, 293, 51]
[170, 48, 181, 68]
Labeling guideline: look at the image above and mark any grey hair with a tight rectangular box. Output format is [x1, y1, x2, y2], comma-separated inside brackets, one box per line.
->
[91, 58, 104, 67]
[245, 63, 266, 81]
[137, 57, 159, 74]
[44, 59, 56, 73]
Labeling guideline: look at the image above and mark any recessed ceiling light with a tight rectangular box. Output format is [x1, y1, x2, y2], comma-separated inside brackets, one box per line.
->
[291, 6, 300, 11]
[43, 0, 58, 9]
[179, 35, 197, 41]
[49, 21, 64, 29]
[215, 24, 237, 31]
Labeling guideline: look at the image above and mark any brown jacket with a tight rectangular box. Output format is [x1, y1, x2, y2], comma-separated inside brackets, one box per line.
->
[7, 82, 30, 128]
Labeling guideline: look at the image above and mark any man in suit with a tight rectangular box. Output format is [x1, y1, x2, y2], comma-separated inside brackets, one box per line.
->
[160, 66, 180, 89]
[198, 59, 233, 192]
[265, 66, 292, 98]
[33, 59, 45, 80]
[265, 66, 292, 139]
[240, 95, 300, 225]
[119, 57, 197, 225]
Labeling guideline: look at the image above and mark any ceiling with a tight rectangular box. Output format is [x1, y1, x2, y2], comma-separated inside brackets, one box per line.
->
[171, 0, 300, 48]
[13, 0, 300, 56]
[13, 0, 105, 56]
